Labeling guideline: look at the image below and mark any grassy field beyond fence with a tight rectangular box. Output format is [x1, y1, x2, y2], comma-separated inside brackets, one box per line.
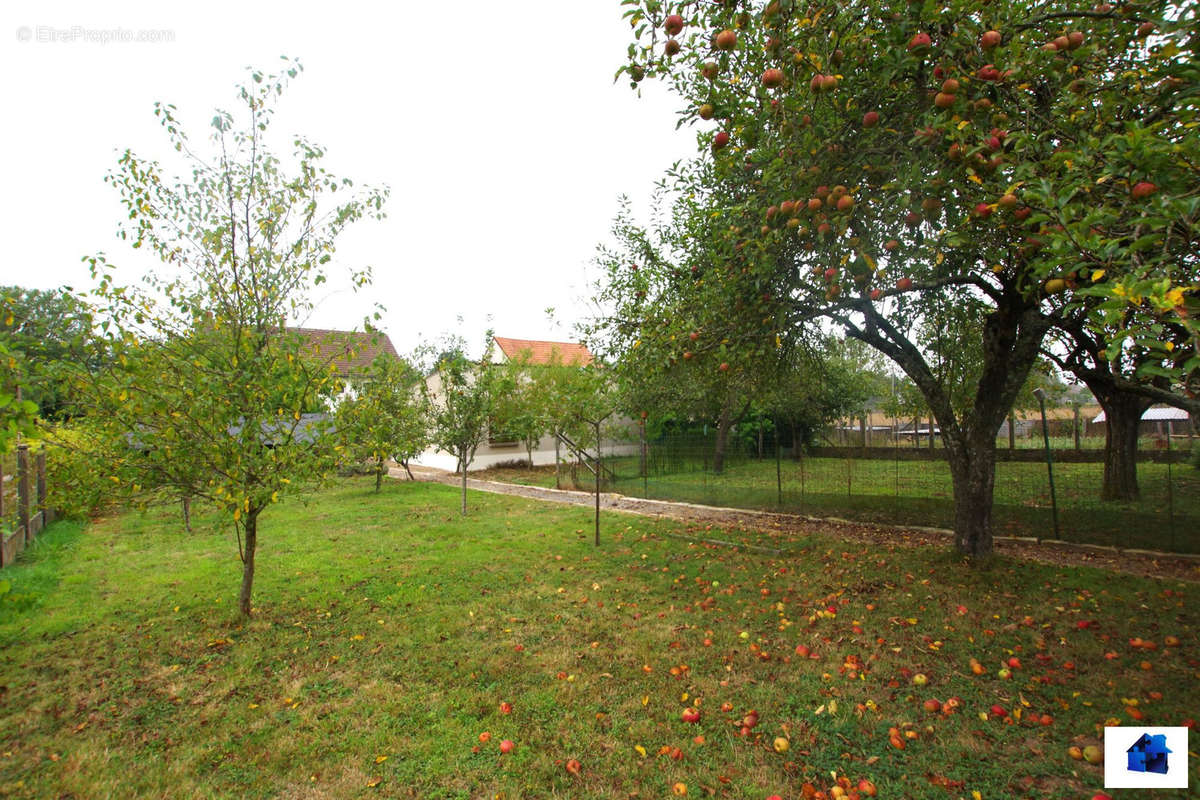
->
[535, 437, 1200, 553]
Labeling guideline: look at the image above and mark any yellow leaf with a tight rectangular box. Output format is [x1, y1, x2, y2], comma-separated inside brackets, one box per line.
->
[935, 252, 944, 266]
[957, 120, 971, 131]
[635, 745, 647, 758]
[642, 695, 649, 706]
[968, 174, 983, 185]
[375, 755, 388, 764]
[367, 777, 381, 787]
[1092, 269, 1106, 282]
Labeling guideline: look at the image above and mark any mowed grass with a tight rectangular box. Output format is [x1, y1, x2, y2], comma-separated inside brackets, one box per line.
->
[506, 454, 1200, 553]
[0, 479, 1197, 799]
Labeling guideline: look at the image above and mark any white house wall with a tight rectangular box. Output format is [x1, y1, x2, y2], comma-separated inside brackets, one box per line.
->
[413, 435, 641, 473]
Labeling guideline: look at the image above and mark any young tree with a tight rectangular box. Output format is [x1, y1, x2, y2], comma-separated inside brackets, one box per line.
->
[0, 337, 38, 453]
[337, 351, 431, 492]
[70, 59, 388, 615]
[1, 286, 100, 420]
[492, 352, 550, 468]
[426, 336, 498, 515]
[614, 0, 1198, 560]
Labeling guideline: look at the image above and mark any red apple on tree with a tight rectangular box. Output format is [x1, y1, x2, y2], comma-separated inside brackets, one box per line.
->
[715, 29, 737, 50]
[664, 14, 684, 36]
[908, 32, 932, 54]
[1131, 181, 1157, 200]
[762, 68, 784, 88]
[980, 30, 1002, 50]
[713, 131, 730, 150]
[665, 39, 681, 56]
[701, 60, 719, 80]
[862, 110, 879, 128]
[896, 277, 913, 291]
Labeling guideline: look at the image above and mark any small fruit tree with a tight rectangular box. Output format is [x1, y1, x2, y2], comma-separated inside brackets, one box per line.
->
[426, 335, 499, 515]
[336, 350, 431, 492]
[76, 59, 389, 615]
[614, 0, 1198, 559]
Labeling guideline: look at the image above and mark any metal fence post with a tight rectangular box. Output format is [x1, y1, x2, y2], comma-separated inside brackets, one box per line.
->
[1166, 433, 1175, 550]
[1033, 389, 1060, 542]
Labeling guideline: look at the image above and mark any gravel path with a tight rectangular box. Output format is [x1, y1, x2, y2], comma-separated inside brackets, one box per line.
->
[395, 466, 1200, 583]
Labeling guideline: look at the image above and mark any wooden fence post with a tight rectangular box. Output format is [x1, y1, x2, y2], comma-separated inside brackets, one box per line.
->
[17, 445, 31, 547]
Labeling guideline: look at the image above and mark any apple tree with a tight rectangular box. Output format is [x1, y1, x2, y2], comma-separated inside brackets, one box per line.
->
[425, 335, 499, 515]
[615, 0, 1196, 559]
[71, 59, 389, 615]
[336, 350, 431, 492]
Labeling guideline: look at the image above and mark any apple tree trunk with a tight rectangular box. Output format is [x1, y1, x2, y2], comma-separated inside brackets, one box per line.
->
[1098, 393, 1151, 501]
[460, 447, 469, 515]
[238, 509, 260, 616]
[375, 458, 385, 493]
[944, 434, 998, 560]
[712, 402, 734, 475]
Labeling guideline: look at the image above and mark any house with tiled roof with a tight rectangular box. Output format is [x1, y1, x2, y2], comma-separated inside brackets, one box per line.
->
[288, 327, 399, 379]
[492, 336, 593, 367]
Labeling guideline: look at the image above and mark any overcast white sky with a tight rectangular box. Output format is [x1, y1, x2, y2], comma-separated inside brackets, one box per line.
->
[0, 1, 696, 356]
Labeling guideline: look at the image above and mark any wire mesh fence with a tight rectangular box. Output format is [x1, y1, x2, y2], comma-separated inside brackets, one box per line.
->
[573, 431, 1199, 554]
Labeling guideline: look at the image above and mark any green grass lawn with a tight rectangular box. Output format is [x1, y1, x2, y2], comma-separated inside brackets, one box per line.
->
[1, 479, 1197, 799]
[518, 454, 1200, 553]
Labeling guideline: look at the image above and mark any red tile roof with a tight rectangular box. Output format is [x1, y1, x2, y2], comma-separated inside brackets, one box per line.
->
[288, 327, 399, 376]
[493, 337, 593, 367]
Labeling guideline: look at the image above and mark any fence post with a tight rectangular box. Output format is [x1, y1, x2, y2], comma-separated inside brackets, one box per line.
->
[775, 433, 782, 506]
[641, 421, 648, 498]
[17, 445, 31, 547]
[1166, 433, 1175, 551]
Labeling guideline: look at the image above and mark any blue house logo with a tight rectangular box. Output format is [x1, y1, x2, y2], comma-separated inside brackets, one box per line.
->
[1127, 732, 1171, 774]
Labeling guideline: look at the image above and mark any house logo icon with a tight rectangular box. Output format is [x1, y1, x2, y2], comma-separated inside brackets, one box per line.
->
[1126, 732, 1171, 774]
[1104, 726, 1189, 789]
